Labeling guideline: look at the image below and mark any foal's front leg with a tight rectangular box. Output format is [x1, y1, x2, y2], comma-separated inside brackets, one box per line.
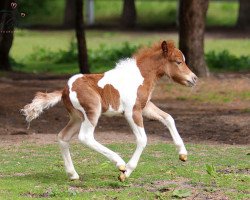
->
[143, 101, 188, 161]
[124, 109, 147, 180]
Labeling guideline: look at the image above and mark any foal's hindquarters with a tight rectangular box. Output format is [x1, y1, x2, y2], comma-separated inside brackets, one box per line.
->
[58, 80, 129, 181]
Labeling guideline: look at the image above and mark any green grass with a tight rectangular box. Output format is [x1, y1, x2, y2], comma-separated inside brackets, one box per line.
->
[0, 143, 249, 199]
[10, 30, 250, 74]
[165, 81, 250, 104]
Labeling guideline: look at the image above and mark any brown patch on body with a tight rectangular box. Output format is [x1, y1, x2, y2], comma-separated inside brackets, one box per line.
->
[69, 74, 121, 125]
[132, 101, 144, 127]
[62, 86, 75, 114]
[101, 84, 120, 112]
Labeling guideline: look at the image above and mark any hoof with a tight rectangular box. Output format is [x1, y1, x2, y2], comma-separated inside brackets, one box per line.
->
[118, 173, 126, 182]
[69, 173, 80, 181]
[118, 165, 126, 173]
[179, 154, 187, 162]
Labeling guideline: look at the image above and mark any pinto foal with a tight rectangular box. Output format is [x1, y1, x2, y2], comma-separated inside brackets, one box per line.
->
[22, 41, 197, 182]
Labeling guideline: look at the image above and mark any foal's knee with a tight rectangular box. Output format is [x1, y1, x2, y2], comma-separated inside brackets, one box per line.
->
[78, 133, 94, 146]
[138, 135, 147, 148]
[164, 114, 175, 127]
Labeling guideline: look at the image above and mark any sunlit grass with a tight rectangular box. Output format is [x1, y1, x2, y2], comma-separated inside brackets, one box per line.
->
[164, 78, 250, 104]
[11, 30, 250, 61]
[0, 143, 249, 199]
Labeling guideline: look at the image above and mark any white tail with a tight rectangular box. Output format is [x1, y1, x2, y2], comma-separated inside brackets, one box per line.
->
[21, 90, 62, 124]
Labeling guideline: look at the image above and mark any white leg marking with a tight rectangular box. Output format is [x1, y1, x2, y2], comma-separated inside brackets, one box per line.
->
[162, 115, 187, 155]
[58, 118, 81, 180]
[125, 114, 147, 177]
[59, 140, 79, 180]
[143, 102, 187, 155]
[78, 119, 126, 168]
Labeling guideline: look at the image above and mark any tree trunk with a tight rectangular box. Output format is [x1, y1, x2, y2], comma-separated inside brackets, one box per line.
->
[178, 0, 209, 77]
[121, 0, 136, 28]
[75, 0, 89, 74]
[63, 0, 76, 28]
[237, 0, 250, 29]
[0, 0, 14, 71]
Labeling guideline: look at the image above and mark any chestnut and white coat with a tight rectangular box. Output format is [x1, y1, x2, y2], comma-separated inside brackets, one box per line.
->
[22, 41, 197, 181]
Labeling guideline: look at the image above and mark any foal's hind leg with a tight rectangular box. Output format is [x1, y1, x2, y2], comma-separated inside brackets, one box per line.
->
[58, 114, 81, 180]
[77, 109, 126, 178]
[143, 101, 187, 161]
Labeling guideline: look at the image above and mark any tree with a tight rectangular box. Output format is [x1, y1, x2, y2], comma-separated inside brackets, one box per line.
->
[0, 0, 14, 71]
[121, 0, 136, 28]
[75, 0, 89, 74]
[237, 0, 250, 29]
[63, 0, 76, 28]
[178, 0, 209, 77]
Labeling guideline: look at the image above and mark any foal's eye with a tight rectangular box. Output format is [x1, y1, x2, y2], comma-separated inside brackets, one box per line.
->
[175, 61, 182, 65]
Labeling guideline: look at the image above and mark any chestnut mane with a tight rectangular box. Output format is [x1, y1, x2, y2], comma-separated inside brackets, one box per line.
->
[133, 40, 176, 63]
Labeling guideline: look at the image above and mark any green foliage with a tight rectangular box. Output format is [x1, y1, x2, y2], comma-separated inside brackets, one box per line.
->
[16, 0, 239, 27]
[18, 0, 63, 26]
[206, 1, 238, 26]
[9, 57, 24, 68]
[172, 189, 192, 198]
[27, 41, 140, 72]
[206, 50, 250, 72]
[205, 164, 217, 177]
[26, 41, 250, 74]
[88, 42, 140, 72]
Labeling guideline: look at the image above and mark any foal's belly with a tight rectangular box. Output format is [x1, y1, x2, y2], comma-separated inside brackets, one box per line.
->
[102, 104, 124, 117]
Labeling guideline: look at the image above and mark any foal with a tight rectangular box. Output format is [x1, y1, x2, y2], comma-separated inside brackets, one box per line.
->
[22, 40, 197, 182]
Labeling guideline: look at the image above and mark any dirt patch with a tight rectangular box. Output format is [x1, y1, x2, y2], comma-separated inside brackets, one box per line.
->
[217, 168, 250, 175]
[0, 73, 249, 147]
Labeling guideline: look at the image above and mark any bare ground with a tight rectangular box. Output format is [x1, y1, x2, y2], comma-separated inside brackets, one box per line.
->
[0, 72, 249, 147]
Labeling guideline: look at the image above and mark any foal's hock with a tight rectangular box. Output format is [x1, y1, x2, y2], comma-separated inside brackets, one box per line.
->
[21, 40, 197, 182]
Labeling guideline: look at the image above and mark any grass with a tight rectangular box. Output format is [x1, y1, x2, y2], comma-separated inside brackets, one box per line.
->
[0, 143, 249, 199]
[10, 30, 250, 74]
[163, 78, 250, 104]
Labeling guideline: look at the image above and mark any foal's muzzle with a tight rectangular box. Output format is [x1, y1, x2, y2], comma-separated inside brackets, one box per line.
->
[186, 73, 198, 87]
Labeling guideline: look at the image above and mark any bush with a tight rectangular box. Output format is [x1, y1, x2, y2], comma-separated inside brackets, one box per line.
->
[205, 50, 250, 72]
[27, 42, 250, 73]
[28, 41, 140, 72]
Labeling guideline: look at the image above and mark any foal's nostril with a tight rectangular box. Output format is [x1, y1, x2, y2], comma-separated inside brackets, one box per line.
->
[192, 76, 198, 83]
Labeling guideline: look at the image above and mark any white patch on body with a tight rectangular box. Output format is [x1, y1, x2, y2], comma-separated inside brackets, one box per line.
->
[98, 58, 144, 116]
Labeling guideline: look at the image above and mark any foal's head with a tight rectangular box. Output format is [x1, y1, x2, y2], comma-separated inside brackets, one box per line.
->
[160, 41, 197, 87]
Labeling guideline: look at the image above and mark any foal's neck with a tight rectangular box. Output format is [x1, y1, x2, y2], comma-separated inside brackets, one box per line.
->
[134, 55, 165, 106]
[136, 55, 165, 87]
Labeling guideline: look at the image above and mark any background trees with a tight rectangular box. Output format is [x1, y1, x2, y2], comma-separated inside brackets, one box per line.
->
[0, 0, 247, 75]
[121, 0, 137, 28]
[75, 0, 89, 74]
[63, 0, 76, 28]
[0, 0, 14, 71]
[237, 0, 250, 29]
[179, 0, 209, 77]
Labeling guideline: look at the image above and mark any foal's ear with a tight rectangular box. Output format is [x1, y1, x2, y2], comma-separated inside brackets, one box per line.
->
[161, 41, 168, 57]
